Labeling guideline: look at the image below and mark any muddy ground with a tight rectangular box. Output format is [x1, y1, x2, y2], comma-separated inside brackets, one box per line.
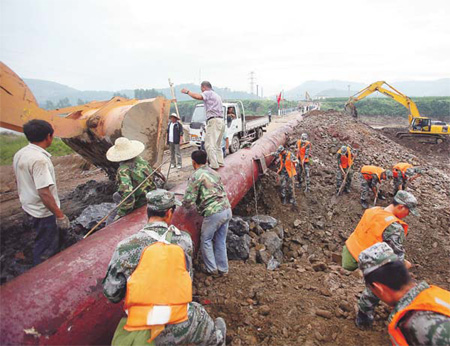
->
[193, 110, 449, 346]
[1, 110, 449, 345]
[0, 113, 301, 282]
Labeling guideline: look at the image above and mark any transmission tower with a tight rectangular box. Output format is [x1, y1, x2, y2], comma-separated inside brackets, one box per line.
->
[249, 71, 256, 94]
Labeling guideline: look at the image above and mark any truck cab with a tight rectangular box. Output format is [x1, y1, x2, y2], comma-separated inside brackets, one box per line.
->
[189, 102, 245, 153]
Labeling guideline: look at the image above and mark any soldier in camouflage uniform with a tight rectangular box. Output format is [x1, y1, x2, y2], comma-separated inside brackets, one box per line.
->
[360, 166, 393, 209]
[336, 145, 355, 194]
[103, 189, 226, 346]
[182, 150, 232, 276]
[296, 133, 311, 192]
[106, 137, 157, 220]
[393, 164, 422, 195]
[271, 145, 298, 207]
[341, 191, 419, 328]
[359, 243, 450, 346]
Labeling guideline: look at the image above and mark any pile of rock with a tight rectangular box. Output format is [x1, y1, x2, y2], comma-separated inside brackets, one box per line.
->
[227, 215, 284, 270]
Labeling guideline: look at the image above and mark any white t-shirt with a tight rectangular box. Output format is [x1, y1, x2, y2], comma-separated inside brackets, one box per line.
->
[169, 122, 175, 143]
[13, 144, 60, 218]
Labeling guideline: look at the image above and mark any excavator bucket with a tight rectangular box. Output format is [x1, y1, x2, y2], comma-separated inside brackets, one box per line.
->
[0, 62, 170, 177]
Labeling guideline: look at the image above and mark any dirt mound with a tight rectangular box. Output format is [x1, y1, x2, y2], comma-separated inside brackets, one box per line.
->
[193, 110, 450, 345]
[380, 127, 450, 166]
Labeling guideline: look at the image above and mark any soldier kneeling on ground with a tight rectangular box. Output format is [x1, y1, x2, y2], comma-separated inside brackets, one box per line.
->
[103, 189, 226, 346]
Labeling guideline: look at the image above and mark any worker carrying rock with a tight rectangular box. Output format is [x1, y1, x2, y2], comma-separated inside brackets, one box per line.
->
[296, 133, 311, 193]
[106, 137, 156, 221]
[360, 165, 393, 208]
[392, 162, 422, 195]
[103, 189, 226, 346]
[336, 145, 355, 194]
[358, 242, 450, 345]
[341, 190, 419, 329]
[271, 145, 298, 208]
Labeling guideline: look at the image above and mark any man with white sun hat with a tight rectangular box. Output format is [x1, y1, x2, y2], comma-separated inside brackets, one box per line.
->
[106, 137, 157, 220]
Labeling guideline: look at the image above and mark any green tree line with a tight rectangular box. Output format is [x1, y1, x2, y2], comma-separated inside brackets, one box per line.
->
[320, 97, 450, 121]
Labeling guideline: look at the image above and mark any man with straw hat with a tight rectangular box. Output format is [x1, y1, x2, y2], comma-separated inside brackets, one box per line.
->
[167, 113, 184, 169]
[106, 137, 157, 220]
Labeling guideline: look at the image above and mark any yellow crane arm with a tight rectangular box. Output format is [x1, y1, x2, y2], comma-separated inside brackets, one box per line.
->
[0, 62, 86, 138]
[346, 81, 421, 124]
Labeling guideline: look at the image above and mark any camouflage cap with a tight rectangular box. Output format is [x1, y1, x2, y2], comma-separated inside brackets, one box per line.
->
[394, 190, 419, 216]
[146, 189, 182, 211]
[405, 168, 416, 178]
[340, 145, 347, 152]
[385, 169, 393, 179]
[301, 133, 308, 140]
[358, 242, 399, 276]
[276, 145, 285, 154]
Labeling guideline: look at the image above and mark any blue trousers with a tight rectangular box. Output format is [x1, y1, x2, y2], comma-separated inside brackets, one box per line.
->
[28, 214, 59, 265]
[201, 208, 232, 274]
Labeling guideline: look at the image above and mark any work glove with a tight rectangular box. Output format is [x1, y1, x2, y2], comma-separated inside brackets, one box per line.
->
[56, 215, 71, 230]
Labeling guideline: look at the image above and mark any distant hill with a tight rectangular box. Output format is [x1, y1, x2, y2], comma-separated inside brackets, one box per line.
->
[284, 79, 450, 99]
[23, 79, 260, 107]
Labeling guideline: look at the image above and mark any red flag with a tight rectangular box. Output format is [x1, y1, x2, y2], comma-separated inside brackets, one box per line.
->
[277, 92, 282, 107]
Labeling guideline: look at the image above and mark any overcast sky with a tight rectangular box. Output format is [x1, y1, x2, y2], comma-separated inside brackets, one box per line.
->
[1, 0, 449, 95]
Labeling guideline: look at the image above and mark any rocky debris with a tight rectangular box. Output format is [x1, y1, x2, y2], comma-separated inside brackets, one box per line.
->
[251, 215, 278, 230]
[228, 216, 250, 236]
[73, 203, 116, 230]
[227, 233, 251, 261]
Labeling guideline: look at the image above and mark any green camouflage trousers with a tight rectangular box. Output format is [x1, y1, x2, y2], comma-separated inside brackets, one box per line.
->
[280, 172, 296, 204]
[112, 302, 224, 346]
[360, 174, 376, 202]
[358, 287, 380, 320]
[297, 162, 310, 190]
[336, 167, 352, 193]
[393, 176, 407, 195]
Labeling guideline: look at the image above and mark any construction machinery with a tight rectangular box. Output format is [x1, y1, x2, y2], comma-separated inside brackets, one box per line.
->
[0, 62, 171, 177]
[345, 81, 449, 143]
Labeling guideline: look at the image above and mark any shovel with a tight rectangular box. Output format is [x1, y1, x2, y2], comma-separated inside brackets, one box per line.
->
[330, 169, 349, 205]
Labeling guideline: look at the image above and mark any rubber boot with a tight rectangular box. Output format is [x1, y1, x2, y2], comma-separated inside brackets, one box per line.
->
[215, 317, 227, 346]
[355, 310, 373, 329]
[282, 196, 287, 205]
[361, 199, 368, 209]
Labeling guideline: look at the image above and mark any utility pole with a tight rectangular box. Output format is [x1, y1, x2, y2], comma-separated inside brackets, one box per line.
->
[261, 87, 263, 98]
[348, 84, 350, 97]
[249, 71, 255, 94]
[256, 85, 259, 97]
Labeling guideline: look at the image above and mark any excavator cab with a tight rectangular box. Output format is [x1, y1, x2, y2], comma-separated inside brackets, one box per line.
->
[411, 118, 431, 132]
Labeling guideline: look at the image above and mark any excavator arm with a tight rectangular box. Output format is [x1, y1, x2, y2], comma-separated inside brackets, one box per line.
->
[345, 81, 421, 124]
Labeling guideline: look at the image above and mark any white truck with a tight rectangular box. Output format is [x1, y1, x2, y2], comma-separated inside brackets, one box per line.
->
[189, 101, 270, 153]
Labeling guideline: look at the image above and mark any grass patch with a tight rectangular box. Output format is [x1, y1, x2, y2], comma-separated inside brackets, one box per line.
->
[0, 133, 74, 166]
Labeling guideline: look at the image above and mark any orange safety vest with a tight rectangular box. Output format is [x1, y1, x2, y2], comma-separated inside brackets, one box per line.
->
[278, 152, 297, 178]
[345, 207, 408, 261]
[361, 165, 385, 181]
[297, 140, 311, 163]
[393, 163, 413, 179]
[124, 239, 192, 342]
[338, 147, 353, 169]
[388, 285, 450, 346]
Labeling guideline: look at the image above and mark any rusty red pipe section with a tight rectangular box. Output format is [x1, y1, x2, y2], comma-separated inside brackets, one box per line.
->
[0, 115, 303, 345]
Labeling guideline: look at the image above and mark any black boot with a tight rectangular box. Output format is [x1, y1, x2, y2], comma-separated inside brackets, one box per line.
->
[282, 196, 287, 205]
[361, 199, 368, 209]
[355, 310, 373, 329]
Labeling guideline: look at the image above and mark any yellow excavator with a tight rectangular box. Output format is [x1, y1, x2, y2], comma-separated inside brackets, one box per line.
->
[345, 81, 449, 143]
[0, 62, 171, 178]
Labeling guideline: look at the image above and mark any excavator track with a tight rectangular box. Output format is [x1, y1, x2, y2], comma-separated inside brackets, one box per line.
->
[395, 132, 446, 144]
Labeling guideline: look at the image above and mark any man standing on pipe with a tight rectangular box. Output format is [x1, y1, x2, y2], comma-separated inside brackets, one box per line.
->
[181, 82, 225, 170]
[103, 189, 226, 345]
[182, 150, 232, 276]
